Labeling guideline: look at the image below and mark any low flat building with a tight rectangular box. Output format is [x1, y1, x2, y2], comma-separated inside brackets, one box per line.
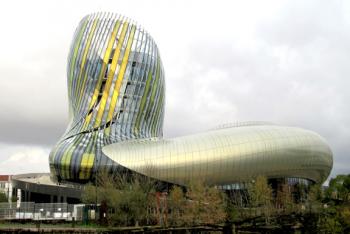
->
[11, 173, 81, 204]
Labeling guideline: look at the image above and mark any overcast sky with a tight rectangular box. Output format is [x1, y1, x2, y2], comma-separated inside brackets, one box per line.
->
[0, 0, 349, 181]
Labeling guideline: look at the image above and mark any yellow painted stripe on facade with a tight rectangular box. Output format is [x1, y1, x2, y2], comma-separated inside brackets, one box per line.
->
[152, 84, 164, 136]
[134, 70, 153, 135]
[146, 58, 160, 116]
[82, 20, 121, 129]
[105, 25, 136, 126]
[146, 59, 161, 135]
[79, 130, 97, 179]
[79, 153, 95, 179]
[60, 132, 85, 179]
[61, 144, 76, 179]
[83, 110, 92, 129]
[75, 19, 99, 106]
[94, 22, 129, 128]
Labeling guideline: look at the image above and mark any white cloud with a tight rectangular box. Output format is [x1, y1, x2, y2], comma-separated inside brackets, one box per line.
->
[0, 144, 50, 175]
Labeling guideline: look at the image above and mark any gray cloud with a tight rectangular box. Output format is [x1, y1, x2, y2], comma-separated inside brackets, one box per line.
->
[163, 0, 350, 179]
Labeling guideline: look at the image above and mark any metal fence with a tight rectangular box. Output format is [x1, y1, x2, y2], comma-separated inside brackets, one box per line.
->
[0, 202, 85, 221]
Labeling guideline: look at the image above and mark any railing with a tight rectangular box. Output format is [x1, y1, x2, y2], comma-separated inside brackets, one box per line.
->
[0, 202, 83, 221]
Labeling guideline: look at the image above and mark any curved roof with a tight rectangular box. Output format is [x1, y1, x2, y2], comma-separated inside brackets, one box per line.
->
[103, 124, 333, 185]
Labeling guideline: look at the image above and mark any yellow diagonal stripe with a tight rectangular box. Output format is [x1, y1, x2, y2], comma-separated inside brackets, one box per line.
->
[94, 22, 129, 128]
[79, 131, 97, 179]
[82, 20, 121, 129]
[105, 25, 136, 129]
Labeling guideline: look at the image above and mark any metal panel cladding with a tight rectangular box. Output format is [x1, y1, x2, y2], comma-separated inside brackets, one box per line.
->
[49, 13, 165, 182]
[103, 124, 333, 185]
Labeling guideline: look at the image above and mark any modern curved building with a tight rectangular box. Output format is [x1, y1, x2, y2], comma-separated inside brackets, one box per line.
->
[49, 13, 333, 187]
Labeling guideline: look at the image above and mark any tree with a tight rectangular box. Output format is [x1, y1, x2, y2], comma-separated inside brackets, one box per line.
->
[81, 182, 96, 203]
[170, 180, 227, 226]
[0, 192, 8, 202]
[248, 176, 272, 207]
[183, 183, 228, 225]
[294, 182, 308, 204]
[168, 186, 185, 226]
[247, 176, 273, 223]
[183, 180, 207, 225]
[276, 183, 294, 213]
[308, 183, 323, 206]
[325, 174, 350, 202]
[81, 171, 156, 226]
[109, 178, 150, 226]
[339, 205, 350, 233]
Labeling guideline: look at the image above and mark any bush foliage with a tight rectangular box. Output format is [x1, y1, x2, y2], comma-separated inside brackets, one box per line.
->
[81, 172, 350, 233]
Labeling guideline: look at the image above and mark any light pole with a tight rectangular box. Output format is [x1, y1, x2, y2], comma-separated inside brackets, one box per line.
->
[95, 151, 98, 221]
